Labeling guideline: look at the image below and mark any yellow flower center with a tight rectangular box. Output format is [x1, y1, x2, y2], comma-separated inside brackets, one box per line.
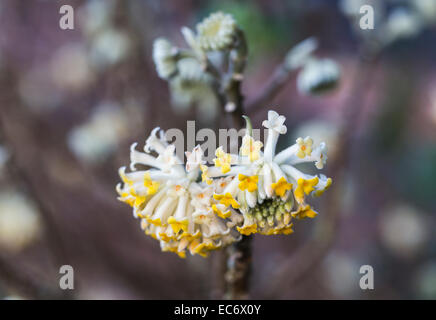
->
[167, 216, 189, 233]
[212, 204, 231, 219]
[240, 136, 263, 162]
[294, 177, 319, 202]
[291, 204, 318, 219]
[296, 137, 313, 158]
[213, 192, 240, 209]
[134, 195, 147, 208]
[237, 223, 257, 236]
[238, 174, 258, 192]
[271, 177, 293, 197]
[214, 148, 232, 174]
[200, 165, 213, 185]
[144, 172, 159, 195]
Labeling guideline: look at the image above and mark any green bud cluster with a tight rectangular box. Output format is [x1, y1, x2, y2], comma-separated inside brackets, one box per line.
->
[249, 198, 293, 228]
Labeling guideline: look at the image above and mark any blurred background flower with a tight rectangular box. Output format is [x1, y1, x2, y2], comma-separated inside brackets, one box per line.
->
[67, 102, 130, 164]
[0, 191, 41, 252]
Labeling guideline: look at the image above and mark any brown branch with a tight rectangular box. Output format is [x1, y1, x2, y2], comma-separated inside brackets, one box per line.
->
[223, 29, 248, 129]
[208, 30, 252, 299]
[224, 235, 252, 299]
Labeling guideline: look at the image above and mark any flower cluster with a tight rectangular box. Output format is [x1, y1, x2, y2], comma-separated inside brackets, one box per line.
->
[116, 128, 242, 258]
[150, 12, 242, 120]
[201, 110, 331, 236]
[152, 11, 240, 83]
[117, 110, 332, 257]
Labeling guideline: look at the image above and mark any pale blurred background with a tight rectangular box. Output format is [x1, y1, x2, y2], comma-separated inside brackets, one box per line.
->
[0, 0, 435, 299]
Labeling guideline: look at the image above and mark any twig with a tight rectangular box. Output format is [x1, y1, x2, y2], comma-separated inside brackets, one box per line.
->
[224, 235, 252, 299]
[211, 29, 253, 300]
[223, 29, 248, 129]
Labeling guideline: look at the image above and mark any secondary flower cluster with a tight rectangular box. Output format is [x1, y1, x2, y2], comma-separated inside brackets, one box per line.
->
[151, 12, 243, 120]
[116, 110, 332, 258]
[152, 11, 239, 82]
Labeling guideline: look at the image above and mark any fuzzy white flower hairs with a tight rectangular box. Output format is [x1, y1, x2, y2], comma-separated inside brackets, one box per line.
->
[116, 110, 332, 258]
[195, 12, 237, 51]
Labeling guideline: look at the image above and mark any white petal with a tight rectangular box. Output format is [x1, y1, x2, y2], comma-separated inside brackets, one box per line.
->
[262, 163, 273, 197]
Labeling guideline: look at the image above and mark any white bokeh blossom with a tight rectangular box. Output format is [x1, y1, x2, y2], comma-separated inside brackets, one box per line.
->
[297, 58, 340, 95]
[152, 38, 178, 80]
[0, 191, 41, 252]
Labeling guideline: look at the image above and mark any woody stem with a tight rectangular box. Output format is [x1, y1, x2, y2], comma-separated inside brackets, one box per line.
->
[221, 29, 252, 299]
[224, 235, 252, 299]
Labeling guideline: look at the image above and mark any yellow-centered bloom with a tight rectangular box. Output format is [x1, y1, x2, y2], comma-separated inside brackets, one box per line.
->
[117, 109, 332, 256]
[271, 177, 293, 197]
[205, 111, 331, 236]
[144, 172, 160, 195]
[200, 164, 213, 185]
[167, 216, 189, 233]
[291, 204, 318, 219]
[294, 177, 319, 202]
[237, 223, 258, 236]
[296, 136, 313, 158]
[213, 192, 240, 209]
[212, 204, 231, 219]
[117, 129, 242, 259]
[238, 174, 258, 192]
[213, 147, 233, 174]
[264, 223, 294, 235]
[189, 240, 219, 258]
[240, 136, 263, 162]
[134, 195, 147, 208]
